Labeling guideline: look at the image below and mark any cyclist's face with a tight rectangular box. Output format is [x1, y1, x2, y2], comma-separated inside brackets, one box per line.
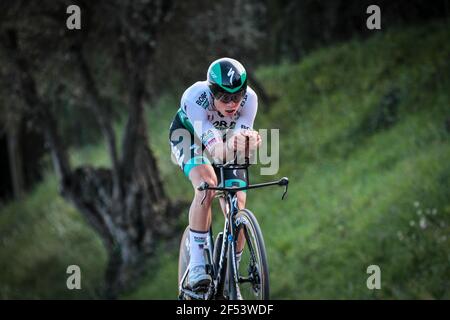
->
[213, 92, 244, 116]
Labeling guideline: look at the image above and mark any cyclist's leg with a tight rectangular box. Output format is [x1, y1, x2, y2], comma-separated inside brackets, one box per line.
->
[220, 192, 246, 253]
[235, 191, 246, 253]
[188, 164, 217, 232]
[169, 116, 215, 290]
[185, 164, 217, 289]
[169, 112, 217, 233]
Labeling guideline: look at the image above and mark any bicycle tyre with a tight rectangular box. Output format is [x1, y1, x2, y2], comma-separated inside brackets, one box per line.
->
[230, 209, 270, 300]
[178, 226, 190, 288]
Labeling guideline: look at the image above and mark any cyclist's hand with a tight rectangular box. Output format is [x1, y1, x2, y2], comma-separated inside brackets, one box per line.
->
[228, 130, 261, 153]
[240, 129, 262, 151]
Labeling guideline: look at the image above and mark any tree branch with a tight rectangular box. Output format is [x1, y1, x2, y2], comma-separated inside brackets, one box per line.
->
[73, 44, 123, 200]
[117, 28, 150, 178]
[1, 29, 71, 184]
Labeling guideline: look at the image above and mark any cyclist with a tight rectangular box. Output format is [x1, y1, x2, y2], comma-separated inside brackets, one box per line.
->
[169, 57, 261, 292]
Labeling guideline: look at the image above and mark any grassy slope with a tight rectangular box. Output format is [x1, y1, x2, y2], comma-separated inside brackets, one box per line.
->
[0, 144, 114, 299]
[250, 21, 450, 299]
[130, 21, 450, 299]
[1, 21, 449, 299]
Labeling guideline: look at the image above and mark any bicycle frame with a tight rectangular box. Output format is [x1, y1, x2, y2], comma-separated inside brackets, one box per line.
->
[179, 163, 289, 300]
[213, 186, 241, 298]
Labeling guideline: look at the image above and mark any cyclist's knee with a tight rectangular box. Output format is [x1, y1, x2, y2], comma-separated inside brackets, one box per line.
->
[195, 177, 217, 204]
[202, 177, 218, 190]
[190, 165, 218, 204]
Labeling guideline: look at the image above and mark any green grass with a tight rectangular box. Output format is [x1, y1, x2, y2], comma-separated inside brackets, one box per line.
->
[0, 172, 107, 299]
[1, 21, 449, 299]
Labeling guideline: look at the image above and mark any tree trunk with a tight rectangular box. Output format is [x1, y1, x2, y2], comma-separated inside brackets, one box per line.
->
[7, 115, 25, 199]
[65, 165, 177, 298]
[2, 27, 184, 298]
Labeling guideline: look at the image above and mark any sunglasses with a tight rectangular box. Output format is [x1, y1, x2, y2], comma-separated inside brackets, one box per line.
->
[214, 90, 246, 103]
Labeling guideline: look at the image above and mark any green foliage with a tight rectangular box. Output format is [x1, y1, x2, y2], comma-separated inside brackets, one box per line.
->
[137, 21, 450, 299]
[1, 21, 449, 299]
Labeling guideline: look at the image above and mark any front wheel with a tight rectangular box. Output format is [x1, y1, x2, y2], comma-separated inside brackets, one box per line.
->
[230, 209, 270, 300]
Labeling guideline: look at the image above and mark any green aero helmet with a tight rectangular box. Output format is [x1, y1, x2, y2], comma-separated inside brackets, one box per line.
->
[207, 58, 247, 99]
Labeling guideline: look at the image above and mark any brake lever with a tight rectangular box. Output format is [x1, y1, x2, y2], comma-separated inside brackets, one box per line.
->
[278, 177, 289, 200]
[201, 192, 207, 205]
[198, 182, 209, 205]
[282, 185, 288, 200]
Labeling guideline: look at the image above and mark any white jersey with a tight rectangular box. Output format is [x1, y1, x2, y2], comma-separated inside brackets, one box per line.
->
[178, 81, 258, 151]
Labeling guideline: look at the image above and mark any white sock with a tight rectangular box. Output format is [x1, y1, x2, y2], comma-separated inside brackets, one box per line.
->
[189, 229, 208, 268]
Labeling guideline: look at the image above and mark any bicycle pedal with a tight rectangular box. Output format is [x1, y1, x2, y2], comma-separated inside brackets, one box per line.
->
[183, 288, 208, 300]
[186, 280, 210, 292]
[193, 284, 209, 293]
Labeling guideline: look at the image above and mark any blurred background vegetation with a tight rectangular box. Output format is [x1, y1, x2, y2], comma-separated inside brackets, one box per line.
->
[0, 0, 449, 299]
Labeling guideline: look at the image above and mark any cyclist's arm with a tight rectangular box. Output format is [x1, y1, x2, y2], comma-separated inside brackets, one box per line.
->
[220, 89, 260, 157]
[184, 102, 231, 162]
[230, 88, 261, 151]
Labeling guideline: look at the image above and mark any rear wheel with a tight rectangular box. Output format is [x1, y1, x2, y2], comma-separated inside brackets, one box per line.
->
[231, 209, 270, 300]
[178, 226, 190, 298]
